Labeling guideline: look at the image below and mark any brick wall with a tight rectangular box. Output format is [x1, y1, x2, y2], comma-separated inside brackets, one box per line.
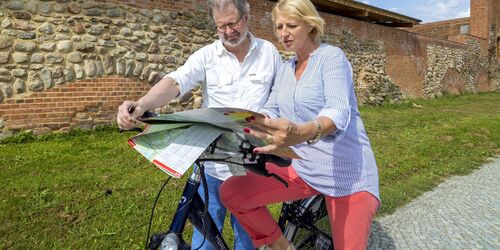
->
[251, 5, 471, 98]
[0, 0, 496, 136]
[0, 78, 149, 135]
[470, 0, 492, 40]
[403, 18, 470, 40]
[494, 0, 499, 60]
[0, 0, 209, 136]
[449, 34, 489, 57]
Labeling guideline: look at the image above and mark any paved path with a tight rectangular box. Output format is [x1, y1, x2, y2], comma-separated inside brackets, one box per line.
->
[368, 158, 500, 249]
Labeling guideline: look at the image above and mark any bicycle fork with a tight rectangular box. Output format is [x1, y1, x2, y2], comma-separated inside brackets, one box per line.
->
[149, 165, 229, 250]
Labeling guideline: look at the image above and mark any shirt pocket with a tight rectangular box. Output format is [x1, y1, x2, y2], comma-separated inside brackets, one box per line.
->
[298, 81, 324, 112]
[204, 72, 233, 107]
[206, 73, 232, 94]
[247, 73, 273, 86]
[244, 73, 273, 109]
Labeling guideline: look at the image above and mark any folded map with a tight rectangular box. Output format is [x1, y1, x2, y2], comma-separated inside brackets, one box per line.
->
[128, 107, 300, 178]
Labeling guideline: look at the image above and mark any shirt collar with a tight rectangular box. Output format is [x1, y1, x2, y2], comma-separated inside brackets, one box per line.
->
[215, 32, 257, 56]
[292, 43, 324, 64]
[310, 43, 325, 59]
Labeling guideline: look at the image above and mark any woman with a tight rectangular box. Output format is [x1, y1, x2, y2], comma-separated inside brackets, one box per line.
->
[219, 0, 380, 249]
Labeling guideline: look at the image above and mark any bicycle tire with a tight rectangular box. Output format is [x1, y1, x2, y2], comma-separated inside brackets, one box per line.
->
[282, 195, 333, 250]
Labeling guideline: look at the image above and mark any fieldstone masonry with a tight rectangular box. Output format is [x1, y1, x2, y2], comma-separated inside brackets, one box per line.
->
[0, 0, 406, 108]
[0, 0, 497, 137]
[0, 0, 214, 109]
[423, 40, 493, 98]
[325, 31, 404, 105]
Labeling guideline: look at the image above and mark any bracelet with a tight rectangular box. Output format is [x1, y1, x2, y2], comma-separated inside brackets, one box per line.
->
[306, 120, 322, 145]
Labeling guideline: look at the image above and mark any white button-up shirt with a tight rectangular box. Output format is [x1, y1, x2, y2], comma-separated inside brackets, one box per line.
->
[166, 33, 282, 180]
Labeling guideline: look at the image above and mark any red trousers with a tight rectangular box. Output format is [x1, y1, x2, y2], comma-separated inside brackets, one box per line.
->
[219, 164, 379, 249]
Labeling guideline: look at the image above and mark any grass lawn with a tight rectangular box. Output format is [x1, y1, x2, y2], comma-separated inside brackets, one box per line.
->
[1, 92, 499, 248]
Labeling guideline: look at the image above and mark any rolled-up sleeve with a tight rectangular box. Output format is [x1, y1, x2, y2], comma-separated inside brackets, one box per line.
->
[317, 48, 353, 140]
[165, 48, 207, 97]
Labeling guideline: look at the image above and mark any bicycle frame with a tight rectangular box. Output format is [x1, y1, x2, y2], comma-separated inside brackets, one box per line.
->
[278, 195, 333, 250]
[132, 111, 294, 249]
[148, 163, 230, 250]
[146, 135, 293, 250]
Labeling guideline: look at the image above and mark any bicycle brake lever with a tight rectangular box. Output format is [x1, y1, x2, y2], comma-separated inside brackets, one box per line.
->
[208, 135, 222, 155]
[239, 140, 257, 161]
[270, 174, 289, 188]
[243, 163, 289, 188]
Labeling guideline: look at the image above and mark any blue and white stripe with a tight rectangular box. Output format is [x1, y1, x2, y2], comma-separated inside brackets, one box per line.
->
[261, 44, 380, 201]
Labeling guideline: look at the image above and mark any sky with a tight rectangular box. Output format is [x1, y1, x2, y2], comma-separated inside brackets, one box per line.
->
[356, 0, 470, 23]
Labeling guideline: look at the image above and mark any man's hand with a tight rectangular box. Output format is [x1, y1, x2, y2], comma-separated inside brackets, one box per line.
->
[116, 76, 180, 130]
[116, 101, 145, 130]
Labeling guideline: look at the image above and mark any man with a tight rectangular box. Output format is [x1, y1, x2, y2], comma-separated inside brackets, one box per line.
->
[116, 0, 282, 249]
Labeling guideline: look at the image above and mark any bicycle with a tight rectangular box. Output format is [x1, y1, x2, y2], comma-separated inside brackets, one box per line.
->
[131, 112, 333, 250]
[279, 195, 332, 250]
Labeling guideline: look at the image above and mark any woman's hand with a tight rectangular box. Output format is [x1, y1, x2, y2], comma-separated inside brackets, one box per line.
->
[116, 101, 145, 130]
[243, 117, 311, 154]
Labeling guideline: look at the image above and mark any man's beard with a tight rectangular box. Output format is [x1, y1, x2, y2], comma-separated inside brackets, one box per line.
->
[220, 27, 249, 47]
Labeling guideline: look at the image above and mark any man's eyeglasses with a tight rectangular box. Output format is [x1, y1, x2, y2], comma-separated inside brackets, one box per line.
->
[215, 15, 244, 32]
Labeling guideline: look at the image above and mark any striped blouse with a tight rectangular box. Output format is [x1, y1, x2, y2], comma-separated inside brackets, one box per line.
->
[261, 44, 380, 201]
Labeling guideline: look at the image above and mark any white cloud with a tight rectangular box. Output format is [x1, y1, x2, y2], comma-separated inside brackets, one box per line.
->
[455, 8, 470, 18]
[415, 0, 469, 22]
[352, 0, 469, 23]
[389, 7, 402, 13]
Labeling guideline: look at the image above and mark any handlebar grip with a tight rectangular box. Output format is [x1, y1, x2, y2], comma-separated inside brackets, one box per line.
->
[128, 106, 157, 118]
[262, 154, 292, 167]
[141, 111, 157, 118]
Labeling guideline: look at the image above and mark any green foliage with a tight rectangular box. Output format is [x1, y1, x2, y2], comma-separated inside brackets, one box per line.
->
[0, 92, 499, 248]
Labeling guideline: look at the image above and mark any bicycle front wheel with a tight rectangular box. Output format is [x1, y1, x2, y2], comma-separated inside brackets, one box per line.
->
[282, 195, 332, 250]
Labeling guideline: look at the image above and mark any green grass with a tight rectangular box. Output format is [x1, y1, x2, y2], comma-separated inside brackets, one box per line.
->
[362, 93, 500, 214]
[1, 92, 499, 248]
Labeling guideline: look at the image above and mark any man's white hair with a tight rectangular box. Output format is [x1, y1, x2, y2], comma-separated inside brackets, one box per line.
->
[207, 0, 250, 17]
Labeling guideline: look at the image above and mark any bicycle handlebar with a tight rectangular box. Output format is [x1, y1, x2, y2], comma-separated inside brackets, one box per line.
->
[206, 135, 292, 167]
[131, 109, 292, 186]
[205, 138, 291, 187]
[262, 154, 292, 167]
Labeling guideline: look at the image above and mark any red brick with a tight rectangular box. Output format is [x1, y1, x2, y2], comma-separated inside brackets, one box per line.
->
[1, 0, 496, 133]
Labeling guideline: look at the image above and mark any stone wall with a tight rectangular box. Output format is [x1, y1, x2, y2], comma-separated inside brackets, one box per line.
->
[423, 40, 489, 97]
[0, 0, 405, 107]
[0, 0, 213, 137]
[323, 31, 403, 105]
[0, 0, 214, 103]
[403, 18, 470, 41]
[0, 0, 497, 137]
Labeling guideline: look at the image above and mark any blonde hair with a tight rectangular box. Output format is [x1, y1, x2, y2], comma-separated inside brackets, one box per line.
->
[271, 0, 325, 43]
